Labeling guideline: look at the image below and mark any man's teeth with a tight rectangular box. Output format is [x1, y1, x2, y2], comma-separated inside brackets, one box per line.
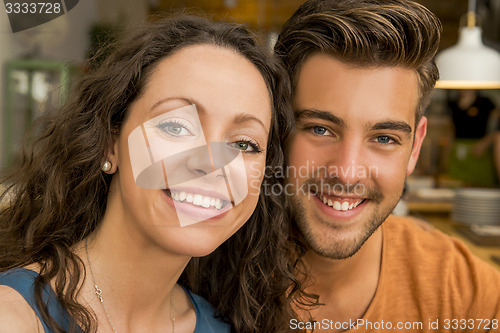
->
[171, 191, 224, 210]
[319, 194, 363, 211]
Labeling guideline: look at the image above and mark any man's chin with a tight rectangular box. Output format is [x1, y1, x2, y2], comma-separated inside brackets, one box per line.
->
[304, 226, 374, 260]
[295, 205, 388, 260]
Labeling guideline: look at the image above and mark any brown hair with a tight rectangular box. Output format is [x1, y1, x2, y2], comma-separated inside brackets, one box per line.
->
[274, 0, 442, 122]
[274, 0, 442, 323]
[0, 15, 298, 332]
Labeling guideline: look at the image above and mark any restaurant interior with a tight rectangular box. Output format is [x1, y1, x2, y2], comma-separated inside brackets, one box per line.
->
[1, 0, 500, 269]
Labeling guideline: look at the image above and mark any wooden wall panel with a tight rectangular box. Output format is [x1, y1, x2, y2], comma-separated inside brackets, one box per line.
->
[154, 0, 303, 31]
[153, 0, 496, 51]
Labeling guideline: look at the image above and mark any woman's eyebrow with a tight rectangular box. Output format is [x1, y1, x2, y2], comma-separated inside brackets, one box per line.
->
[150, 97, 193, 112]
[233, 114, 267, 132]
[152, 97, 266, 131]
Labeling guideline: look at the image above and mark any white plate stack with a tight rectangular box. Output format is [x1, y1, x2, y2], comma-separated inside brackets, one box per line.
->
[452, 189, 500, 226]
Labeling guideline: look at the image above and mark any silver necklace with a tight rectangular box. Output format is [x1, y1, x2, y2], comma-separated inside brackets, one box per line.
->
[85, 239, 175, 332]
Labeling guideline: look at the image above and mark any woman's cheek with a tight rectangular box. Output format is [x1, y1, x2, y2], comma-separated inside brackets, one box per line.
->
[246, 158, 265, 192]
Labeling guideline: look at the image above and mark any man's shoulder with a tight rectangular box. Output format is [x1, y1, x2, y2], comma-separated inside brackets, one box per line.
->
[379, 215, 500, 317]
[382, 214, 497, 272]
[383, 215, 458, 250]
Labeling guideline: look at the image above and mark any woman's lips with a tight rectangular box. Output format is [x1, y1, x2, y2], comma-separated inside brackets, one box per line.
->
[166, 189, 230, 210]
[163, 189, 232, 224]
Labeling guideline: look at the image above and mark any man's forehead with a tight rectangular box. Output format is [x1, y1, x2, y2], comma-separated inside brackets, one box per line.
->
[293, 54, 419, 127]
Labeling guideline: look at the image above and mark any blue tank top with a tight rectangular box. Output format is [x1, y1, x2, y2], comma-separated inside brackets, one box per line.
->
[0, 268, 231, 333]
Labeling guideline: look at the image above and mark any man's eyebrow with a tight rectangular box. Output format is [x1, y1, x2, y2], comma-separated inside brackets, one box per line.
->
[295, 109, 346, 128]
[368, 121, 413, 137]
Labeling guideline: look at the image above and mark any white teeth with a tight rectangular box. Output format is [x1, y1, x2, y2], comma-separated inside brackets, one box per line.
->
[318, 194, 364, 212]
[170, 191, 225, 210]
[215, 199, 222, 210]
[193, 195, 203, 206]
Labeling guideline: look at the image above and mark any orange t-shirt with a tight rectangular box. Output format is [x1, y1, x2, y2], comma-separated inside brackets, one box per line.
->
[346, 215, 500, 333]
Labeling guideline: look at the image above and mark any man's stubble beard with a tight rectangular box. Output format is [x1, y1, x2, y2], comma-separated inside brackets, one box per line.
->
[291, 188, 403, 260]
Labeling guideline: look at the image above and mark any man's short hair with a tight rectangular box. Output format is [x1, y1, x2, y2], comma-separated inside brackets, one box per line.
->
[274, 0, 442, 123]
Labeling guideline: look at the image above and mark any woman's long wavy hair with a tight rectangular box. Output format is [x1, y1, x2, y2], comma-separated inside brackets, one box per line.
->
[0, 15, 300, 332]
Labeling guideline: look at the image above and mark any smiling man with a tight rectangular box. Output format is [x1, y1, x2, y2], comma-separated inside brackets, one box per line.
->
[275, 0, 500, 332]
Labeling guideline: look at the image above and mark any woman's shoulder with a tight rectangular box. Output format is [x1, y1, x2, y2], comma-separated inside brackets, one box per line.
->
[0, 267, 40, 299]
[183, 287, 232, 333]
[0, 267, 78, 332]
[0, 269, 45, 332]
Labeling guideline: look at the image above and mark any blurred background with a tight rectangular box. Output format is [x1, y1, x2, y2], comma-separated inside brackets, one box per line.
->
[1, 0, 500, 266]
[1, 0, 500, 182]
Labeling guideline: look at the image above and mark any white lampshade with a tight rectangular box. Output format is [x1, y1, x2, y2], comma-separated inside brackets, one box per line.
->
[435, 26, 500, 89]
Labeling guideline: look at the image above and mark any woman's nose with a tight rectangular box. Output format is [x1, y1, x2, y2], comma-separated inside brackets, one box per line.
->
[185, 145, 214, 176]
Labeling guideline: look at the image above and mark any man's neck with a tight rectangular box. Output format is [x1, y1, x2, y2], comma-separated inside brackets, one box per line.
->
[299, 227, 384, 332]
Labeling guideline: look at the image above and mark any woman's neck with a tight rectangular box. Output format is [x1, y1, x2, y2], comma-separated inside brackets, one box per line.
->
[73, 198, 193, 331]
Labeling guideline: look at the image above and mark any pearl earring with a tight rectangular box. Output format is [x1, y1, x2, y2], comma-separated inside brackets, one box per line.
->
[101, 161, 112, 172]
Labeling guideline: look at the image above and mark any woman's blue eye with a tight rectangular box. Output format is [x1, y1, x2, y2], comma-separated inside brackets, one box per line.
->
[158, 121, 192, 137]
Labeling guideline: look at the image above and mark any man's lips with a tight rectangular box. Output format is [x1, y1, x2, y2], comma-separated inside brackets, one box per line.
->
[311, 190, 367, 212]
[307, 191, 368, 223]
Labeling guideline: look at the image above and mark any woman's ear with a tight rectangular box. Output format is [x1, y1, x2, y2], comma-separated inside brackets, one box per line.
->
[102, 141, 119, 174]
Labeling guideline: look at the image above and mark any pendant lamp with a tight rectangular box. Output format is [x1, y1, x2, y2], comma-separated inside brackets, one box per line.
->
[435, 0, 500, 89]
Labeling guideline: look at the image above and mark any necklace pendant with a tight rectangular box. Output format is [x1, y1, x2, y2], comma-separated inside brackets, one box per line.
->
[95, 285, 104, 303]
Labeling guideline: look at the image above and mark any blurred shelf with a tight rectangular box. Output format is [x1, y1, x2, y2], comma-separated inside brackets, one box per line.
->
[420, 213, 500, 271]
[2, 59, 73, 168]
[408, 201, 453, 213]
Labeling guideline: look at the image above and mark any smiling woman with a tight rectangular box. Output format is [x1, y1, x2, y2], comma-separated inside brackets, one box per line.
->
[0, 16, 297, 333]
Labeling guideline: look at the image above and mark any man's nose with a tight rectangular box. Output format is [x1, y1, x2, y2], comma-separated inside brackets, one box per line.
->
[326, 139, 368, 184]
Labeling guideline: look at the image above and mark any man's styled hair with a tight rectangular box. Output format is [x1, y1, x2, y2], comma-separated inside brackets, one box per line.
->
[274, 0, 442, 122]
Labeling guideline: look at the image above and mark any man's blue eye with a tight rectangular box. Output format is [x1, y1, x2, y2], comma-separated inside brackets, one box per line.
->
[377, 136, 392, 144]
[313, 126, 327, 135]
